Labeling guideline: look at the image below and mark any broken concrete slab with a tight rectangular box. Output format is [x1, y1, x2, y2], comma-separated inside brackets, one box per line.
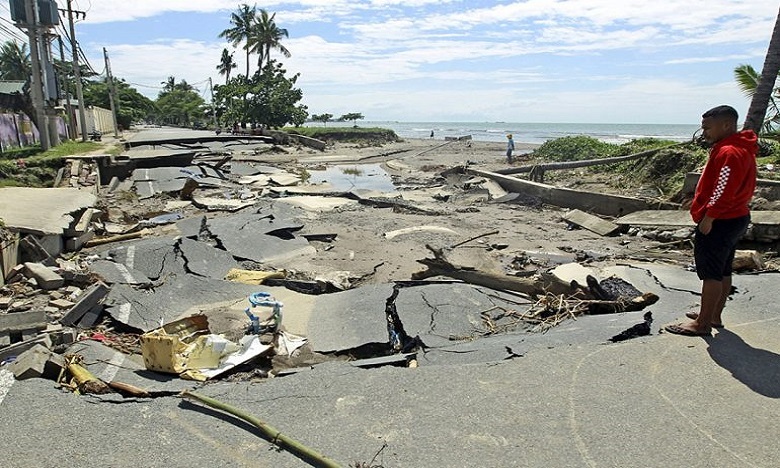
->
[308, 284, 395, 353]
[384, 225, 459, 240]
[229, 162, 282, 176]
[64, 340, 197, 394]
[178, 238, 240, 279]
[0, 333, 51, 364]
[64, 208, 101, 237]
[274, 196, 357, 212]
[616, 210, 780, 242]
[551, 262, 596, 286]
[0, 188, 97, 236]
[59, 282, 110, 327]
[563, 209, 621, 236]
[131, 167, 189, 182]
[87, 260, 152, 286]
[207, 211, 314, 265]
[268, 172, 302, 186]
[394, 284, 527, 348]
[191, 196, 257, 212]
[23, 263, 63, 290]
[7, 344, 64, 380]
[468, 169, 670, 217]
[135, 178, 188, 199]
[0, 310, 46, 332]
[104, 276, 262, 332]
[100, 237, 183, 280]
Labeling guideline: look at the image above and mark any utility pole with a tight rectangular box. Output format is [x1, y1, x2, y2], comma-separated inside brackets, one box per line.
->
[103, 47, 120, 137]
[208, 77, 219, 130]
[23, 0, 50, 150]
[58, 37, 75, 140]
[66, 0, 88, 141]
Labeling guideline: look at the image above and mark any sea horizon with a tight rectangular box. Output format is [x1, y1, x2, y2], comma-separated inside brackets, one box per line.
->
[311, 120, 702, 145]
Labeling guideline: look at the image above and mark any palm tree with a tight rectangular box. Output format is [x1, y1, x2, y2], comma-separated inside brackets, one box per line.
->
[743, 7, 780, 133]
[218, 4, 257, 78]
[249, 9, 290, 70]
[216, 48, 237, 84]
[734, 64, 780, 133]
[0, 40, 30, 80]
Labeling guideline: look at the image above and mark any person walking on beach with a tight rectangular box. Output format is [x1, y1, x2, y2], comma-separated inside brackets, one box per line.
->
[665, 105, 757, 337]
[430, 130, 434, 138]
[506, 134, 515, 164]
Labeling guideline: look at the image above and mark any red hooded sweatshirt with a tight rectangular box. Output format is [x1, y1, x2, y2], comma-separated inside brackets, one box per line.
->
[690, 130, 757, 223]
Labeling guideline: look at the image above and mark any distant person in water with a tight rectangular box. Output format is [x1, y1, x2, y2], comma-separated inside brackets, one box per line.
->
[506, 134, 515, 164]
[430, 130, 434, 138]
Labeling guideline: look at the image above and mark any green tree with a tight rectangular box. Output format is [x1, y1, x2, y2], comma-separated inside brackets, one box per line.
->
[0, 41, 30, 80]
[214, 60, 306, 130]
[83, 79, 156, 129]
[154, 78, 205, 127]
[219, 4, 257, 78]
[216, 48, 237, 84]
[311, 113, 333, 126]
[743, 7, 780, 134]
[248, 9, 290, 69]
[339, 112, 364, 126]
[0, 40, 40, 131]
[734, 64, 780, 134]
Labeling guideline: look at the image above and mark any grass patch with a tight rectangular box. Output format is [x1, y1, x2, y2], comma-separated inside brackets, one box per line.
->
[0, 140, 105, 187]
[341, 167, 363, 176]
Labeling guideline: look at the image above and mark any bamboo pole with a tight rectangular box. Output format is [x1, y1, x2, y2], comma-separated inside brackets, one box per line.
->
[66, 359, 111, 394]
[181, 391, 342, 468]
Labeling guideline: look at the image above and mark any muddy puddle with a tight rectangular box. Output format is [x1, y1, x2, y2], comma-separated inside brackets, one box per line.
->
[309, 164, 397, 192]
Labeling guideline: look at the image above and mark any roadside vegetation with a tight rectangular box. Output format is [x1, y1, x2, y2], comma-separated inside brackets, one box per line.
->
[534, 134, 780, 198]
[0, 140, 107, 187]
[284, 126, 398, 143]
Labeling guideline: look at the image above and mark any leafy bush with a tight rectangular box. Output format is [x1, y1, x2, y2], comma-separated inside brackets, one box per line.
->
[531, 135, 618, 161]
[612, 144, 708, 195]
[285, 126, 399, 143]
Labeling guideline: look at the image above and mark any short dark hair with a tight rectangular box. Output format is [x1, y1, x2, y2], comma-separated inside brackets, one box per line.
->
[702, 105, 738, 122]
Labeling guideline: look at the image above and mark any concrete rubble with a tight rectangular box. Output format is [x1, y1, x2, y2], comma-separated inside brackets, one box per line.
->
[1, 128, 780, 467]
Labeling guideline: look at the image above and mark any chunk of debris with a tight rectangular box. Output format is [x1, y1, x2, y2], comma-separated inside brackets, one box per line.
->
[7, 344, 65, 380]
[563, 209, 620, 236]
[609, 311, 653, 342]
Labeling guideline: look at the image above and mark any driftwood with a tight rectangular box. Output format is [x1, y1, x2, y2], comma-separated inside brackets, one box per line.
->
[412, 244, 586, 297]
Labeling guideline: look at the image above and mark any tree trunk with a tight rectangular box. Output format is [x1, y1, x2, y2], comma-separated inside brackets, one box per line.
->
[743, 7, 780, 133]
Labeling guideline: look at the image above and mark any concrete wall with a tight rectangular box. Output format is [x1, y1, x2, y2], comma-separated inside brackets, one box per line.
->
[73, 106, 115, 135]
[470, 169, 678, 217]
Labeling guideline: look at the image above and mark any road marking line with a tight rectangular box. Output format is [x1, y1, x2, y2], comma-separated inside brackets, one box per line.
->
[115, 263, 136, 284]
[98, 351, 126, 383]
[116, 303, 132, 324]
[126, 245, 136, 270]
[0, 369, 15, 407]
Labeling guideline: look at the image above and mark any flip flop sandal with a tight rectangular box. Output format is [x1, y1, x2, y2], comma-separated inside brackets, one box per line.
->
[685, 312, 724, 328]
[664, 324, 711, 336]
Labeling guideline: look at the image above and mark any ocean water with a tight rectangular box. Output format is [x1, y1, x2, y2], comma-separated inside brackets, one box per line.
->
[318, 121, 702, 145]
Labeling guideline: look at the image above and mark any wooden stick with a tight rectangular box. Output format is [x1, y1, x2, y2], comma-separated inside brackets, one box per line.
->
[450, 230, 500, 249]
[84, 229, 150, 248]
[181, 391, 342, 468]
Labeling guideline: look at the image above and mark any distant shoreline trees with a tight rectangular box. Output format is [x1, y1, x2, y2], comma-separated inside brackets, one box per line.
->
[215, 4, 305, 130]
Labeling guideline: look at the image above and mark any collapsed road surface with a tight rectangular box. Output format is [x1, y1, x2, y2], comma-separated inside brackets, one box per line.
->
[1, 127, 780, 467]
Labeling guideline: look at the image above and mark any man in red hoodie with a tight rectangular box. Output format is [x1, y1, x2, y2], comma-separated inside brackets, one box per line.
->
[665, 105, 757, 336]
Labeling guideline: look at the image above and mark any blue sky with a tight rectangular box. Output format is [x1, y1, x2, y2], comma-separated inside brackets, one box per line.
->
[2, 1, 777, 123]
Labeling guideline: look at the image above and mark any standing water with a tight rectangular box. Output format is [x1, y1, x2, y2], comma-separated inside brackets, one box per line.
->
[308, 164, 397, 193]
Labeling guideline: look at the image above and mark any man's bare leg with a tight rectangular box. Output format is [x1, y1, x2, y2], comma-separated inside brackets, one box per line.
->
[675, 279, 721, 333]
[687, 276, 729, 326]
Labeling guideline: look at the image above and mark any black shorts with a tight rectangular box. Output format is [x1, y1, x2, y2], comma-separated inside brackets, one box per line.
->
[694, 215, 750, 281]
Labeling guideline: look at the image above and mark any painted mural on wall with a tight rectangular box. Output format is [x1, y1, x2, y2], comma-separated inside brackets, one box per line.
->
[0, 113, 67, 151]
